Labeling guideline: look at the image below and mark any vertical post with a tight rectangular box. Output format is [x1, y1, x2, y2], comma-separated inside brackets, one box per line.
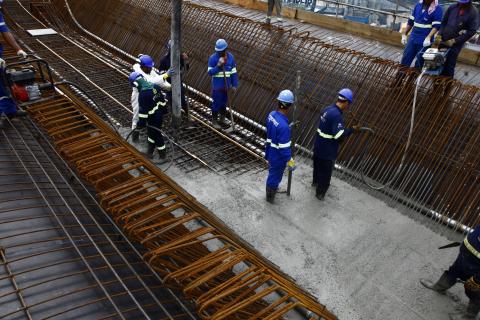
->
[171, 0, 182, 129]
[392, 0, 399, 30]
[286, 70, 301, 196]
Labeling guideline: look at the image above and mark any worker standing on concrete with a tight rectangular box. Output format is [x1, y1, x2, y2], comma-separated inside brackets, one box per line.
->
[266, 0, 283, 24]
[265, 90, 296, 203]
[0, 0, 28, 129]
[207, 39, 238, 129]
[418, 0, 479, 77]
[158, 39, 189, 115]
[313, 89, 359, 201]
[133, 55, 171, 159]
[421, 226, 480, 320]
[400, 0, 443, 68]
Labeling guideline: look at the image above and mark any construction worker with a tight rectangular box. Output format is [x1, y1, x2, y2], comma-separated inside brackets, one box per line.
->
[400, 0, 443, 68]
[207, 39, 238, 129]
[266, 0, 283, 24]
[421, 225, 480, 320]
[419, 0, 479, 77]
[0, 0, 28, 129]
[265, 90, 296, 203]
[132, 55, 171, 159]
[313, 88, 359, 201]
[129, 71, 141, 142]
[158, 40, 189, 115]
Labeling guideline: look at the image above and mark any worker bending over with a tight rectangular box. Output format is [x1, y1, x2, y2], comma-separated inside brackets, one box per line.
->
[421, 225, 480, 320]
[207, 39, 238, 129]
[418, 0, 479, 77]
[265, 90, 296, 203]
[400, 0, 442, 68]
[132, 55, 171, 159]
[313, 89, 359, 200]
[0, 0, 28, 129]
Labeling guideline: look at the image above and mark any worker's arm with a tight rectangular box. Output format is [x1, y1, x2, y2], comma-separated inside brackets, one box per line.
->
[207, 55, 221, 76]
[277, 125, 292, 163]
[403, 5, 416, 36]
[426, 7, 443, 40]
[438, 6, 452, 37]
[230, 55, 239, 88]
[132, 63, 142, 74]
[149, 72, 172, 91]
[131, 87, 139, 114]
[330, 114, 353, 140]
[453, 10, 479, 45]
[1, 32, 21, 53]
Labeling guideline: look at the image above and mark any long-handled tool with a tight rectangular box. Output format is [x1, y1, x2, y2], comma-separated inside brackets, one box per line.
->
[222, 63, 236, 133]
[286, 70, 301, 196]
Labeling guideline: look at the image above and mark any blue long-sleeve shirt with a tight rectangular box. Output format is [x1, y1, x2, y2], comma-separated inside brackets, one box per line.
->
[313, 104, 353, 160]
[207, 52, 239, 91]
[265, 111, 291, 164]
[439, 3, 479, 47]
[407, 3, 443, 42]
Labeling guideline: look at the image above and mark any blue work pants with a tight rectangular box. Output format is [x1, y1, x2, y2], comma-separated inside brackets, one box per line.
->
[211, 89, 227, 113]
[266, 161, 287, 190]
[313, 157, 334, 196]
[0, 69, 17, 115]
[401, 38, 425, 68]
[446, 245, 480, 303]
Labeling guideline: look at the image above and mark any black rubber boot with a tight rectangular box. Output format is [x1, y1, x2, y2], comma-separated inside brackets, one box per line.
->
[315, 186, 325, 201]
[420, 271, 456, 293]
[132, 130, 139, 143]
[266, 187, 276, 204]
[212, 111, 221, 129]
[158, 148, 167, 160]
[146, 143, 155, 159]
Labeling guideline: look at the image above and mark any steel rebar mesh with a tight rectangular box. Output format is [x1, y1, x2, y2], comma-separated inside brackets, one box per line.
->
[59, 0, 480, 230]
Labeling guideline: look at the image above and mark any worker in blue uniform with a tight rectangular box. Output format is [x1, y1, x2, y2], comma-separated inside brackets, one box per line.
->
[418, 0, 479, 77]
[134, 55, 170, 159]
[265, 90, 296, 203]
[400, 0, 442, 68]
[207, 39, 238, 129]
[313, 88, 359, 201]
[421, 225, 480, 320]
[0, 1, 28, 129]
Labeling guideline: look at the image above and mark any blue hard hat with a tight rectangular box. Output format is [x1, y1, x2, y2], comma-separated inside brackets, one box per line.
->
[128, 71, 141, 84]
[338, 88, 353, 103]
[277, 89, 295, 105]
[139, 55, 154, 68]
[215, 39, 228, 52]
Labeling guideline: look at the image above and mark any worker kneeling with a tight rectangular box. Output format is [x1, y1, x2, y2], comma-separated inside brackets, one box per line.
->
[265, 90, 296, 204]
[133, 55, 170, 159]
[421, 226, 480, 320]
[313, 89, 359, 200]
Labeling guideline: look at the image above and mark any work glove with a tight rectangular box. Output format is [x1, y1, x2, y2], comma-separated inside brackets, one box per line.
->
[162, 68, 175, 80]
[216, 57, 225, 67]
[465, 277, 480, 293]
[17, 49, 27, 59]
[0, 58, 5, 69]
[287, 158, 296, 172]
[443, 39, 456, 47]
[432, 35, 442, 48]
[422, 37, 431, 47]
[401, 34, 408, 45]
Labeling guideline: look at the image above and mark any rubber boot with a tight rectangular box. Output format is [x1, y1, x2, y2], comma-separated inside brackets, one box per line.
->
[420, 271, 455, 293]
[315, 186, 325, 201]
[266, 187, 276, 204]
[449, 301, 480, 320]
[158, 148, 167, 160]
[265, 16, 271, 24]
[212, 111, 221, 129]
[146, 143, 155, 159]
[132, 130, 139, 143]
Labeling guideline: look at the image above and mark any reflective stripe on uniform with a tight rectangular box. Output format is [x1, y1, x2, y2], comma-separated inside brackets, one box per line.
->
[0, 22, 5, 26]
[269, 141, 291, 149]
[432, 21, 441, 25]
[409, 15, 414, 20]
[317, 129, 344, 139]
[414, 22, 432, 28]
[213, 72, 232, 78]
[464, 238, 480, 260]
[157, 145, 166, 150]
[148, 137, 155, 144]
[148, 101, 167, 115]
[139, 113, 148, 118]
[231, 68, 237, 73]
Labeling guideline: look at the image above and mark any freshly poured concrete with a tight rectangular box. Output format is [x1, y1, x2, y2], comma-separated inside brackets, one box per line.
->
[163, 160, 468, 320]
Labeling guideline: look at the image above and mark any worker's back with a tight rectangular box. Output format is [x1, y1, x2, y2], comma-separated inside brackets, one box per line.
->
[265, 110, 291, 164]
[314, 104, 348, 160]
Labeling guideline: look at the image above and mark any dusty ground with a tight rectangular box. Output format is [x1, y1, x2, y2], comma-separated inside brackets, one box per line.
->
[163, 157, 468, 320]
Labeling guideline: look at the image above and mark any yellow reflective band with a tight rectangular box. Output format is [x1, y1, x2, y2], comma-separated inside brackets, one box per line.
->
[318, 129, 343, 140]
[231, 68, 237, 73]
[414, 22, 432, 28]
[270, 141, 291, 149]
[266, 138, 271, 144]
[432, 21, 441, 25]
[213, 72, 231, 78]
[334, 129, 345, 139]
[464, 238, 480, 260]
[139, 113, 148, 118]
[409, 15, 414, 20]
[157, 145, 166, 150]
[208, 67, 213, 71]
[148, 137, 155, 143]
